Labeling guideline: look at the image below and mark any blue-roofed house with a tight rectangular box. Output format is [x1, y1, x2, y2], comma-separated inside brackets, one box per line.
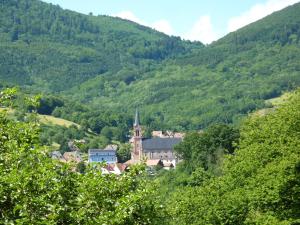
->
[88, 147, 117, 164]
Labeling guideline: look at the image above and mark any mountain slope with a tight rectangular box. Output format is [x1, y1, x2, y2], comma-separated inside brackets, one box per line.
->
[176, 2, 300, 67]
[0, 0, 300, 131]
[69, 2, 300, 129]
[0, 0, 201, 91]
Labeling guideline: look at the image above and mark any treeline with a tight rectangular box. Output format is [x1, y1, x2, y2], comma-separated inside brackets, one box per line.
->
[0, 0, 200, 91]
[155, 90, 300, 224]
[1, 0, 300, 131]
[0, 96, 162, 224]
[9, 92, 133, 154]
[1, 89, 299, 224]
[7, 87, 167, 158]
[69, 2, 300, 130]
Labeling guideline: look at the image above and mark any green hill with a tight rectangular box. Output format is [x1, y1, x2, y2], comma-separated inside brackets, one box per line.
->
[71, 2, 300, 130]
[0, 0, 201, 91]
[0, 0, 300, 131]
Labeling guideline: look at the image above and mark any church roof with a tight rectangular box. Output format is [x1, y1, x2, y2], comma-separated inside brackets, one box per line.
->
[142, 137, 182, 152]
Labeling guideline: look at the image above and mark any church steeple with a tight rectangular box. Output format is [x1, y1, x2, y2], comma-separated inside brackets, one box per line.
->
[133, 109, 141, 138]
[132, 109, 142, 161]
[134, 108, 139, 127]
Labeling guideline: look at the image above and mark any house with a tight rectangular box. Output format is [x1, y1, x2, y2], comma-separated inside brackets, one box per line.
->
[146, 159, 164, 168]
[68, 139, 86, 151]
[88, 148, 117, 164]
[104, 144, 118, 151]
[87, 145, 130, 174]
[127, 110, 182, 168]
[162, 161, 174, 170]
[152, 130, 185, 139]
[152, 131, 164, 138]
[63, 151, 82, 163]
[50, 150, 82, 163]
[99, 163, 128, 175]
[50, 151, 63, 160]
[115, 163, 128, 173]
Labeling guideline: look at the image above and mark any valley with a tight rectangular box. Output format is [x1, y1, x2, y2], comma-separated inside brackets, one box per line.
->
[0, 0, 300, 224]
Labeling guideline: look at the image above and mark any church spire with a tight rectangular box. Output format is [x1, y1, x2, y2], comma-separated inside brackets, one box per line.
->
[134, 108, 139, 126]
[132, 108, 142, 161]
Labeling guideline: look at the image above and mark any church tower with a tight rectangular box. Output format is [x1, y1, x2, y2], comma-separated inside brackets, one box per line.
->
[132, 109, 143, 161]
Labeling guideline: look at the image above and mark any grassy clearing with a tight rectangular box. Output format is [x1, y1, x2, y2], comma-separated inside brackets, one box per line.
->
[0, 107, 80, 128]
[37, 114, 80, 128]
[252, 92, 292, 117]
[265, 92, 292, 106]
[252, 108, 275, 117]
[0, 107, 14, 113]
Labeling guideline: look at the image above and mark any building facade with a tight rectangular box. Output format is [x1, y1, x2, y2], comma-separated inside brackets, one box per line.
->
[88, 149, 117, 164]
[130, 110, 182, 166]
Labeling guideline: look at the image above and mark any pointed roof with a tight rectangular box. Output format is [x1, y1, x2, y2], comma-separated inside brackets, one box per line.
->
[134, 108, 140, 126]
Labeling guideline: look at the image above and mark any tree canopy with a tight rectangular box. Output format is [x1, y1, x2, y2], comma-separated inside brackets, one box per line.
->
[1, 0, 300, 131]
[166, 90, 300, 224]
[0, 89, 165, 224]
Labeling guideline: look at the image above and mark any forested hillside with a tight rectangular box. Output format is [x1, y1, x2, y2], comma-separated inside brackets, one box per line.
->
[1, 0, 300, 224]
[163, 89, 300, 224]
[0, 0, 200, 91]
[0, 0, 300, 132]
[1, 88, 299, 224]
[87, 2, 300, 130]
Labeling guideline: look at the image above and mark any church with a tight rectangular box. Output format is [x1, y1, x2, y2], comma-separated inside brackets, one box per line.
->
[127, 110, 182, 167]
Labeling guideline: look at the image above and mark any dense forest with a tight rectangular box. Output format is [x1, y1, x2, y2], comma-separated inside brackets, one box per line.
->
[1, 88, 299, 224]
[0, 0, 300, 223]
[0, 0, 300, 133]
[162, 89, 300, 224]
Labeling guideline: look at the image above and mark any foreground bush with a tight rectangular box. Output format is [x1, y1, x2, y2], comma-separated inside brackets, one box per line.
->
[0, 89, 164, 224]
[168, 90, 300, 224]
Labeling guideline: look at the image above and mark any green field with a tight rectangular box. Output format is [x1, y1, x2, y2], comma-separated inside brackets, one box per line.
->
[0, 107, 80, 128]
[265, 92, 293, 106]
[37, 114, 80, 128]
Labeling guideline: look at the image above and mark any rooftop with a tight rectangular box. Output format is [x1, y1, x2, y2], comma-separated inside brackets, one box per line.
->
[89, 149, 116, 154]
[142, 137, 182, 151]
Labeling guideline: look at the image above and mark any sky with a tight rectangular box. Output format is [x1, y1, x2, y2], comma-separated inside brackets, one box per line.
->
[42, 0, 300, 44]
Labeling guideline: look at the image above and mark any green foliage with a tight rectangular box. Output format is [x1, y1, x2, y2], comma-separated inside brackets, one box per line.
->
[37, 95, 64, 115]
[1, 0, 300, 223]
[39, 124, 85, 152]
[167, 90, 300, 224]
[2, 0, 300, 132]
[116, 142, 132, 163]
[0, 0, 199, 91]
[175, 123, 239, 173]
[0, 89, 165, 224]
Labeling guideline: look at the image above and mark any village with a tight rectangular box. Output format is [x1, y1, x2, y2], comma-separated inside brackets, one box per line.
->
[50, 110, 185, 174]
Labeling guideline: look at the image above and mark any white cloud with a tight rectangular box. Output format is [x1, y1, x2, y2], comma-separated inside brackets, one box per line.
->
[114, 11, 174, 35]
[114, 11, 219, 43]
[152, 19, 174, 35]
[183, 15, 217, 44]
[228, 0, 300, 32]
[110, 1, 300, 45]
[113, 11, 144, 25]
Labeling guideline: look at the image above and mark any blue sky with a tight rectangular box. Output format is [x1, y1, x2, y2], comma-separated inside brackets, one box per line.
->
[42, 0, 300, 44]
